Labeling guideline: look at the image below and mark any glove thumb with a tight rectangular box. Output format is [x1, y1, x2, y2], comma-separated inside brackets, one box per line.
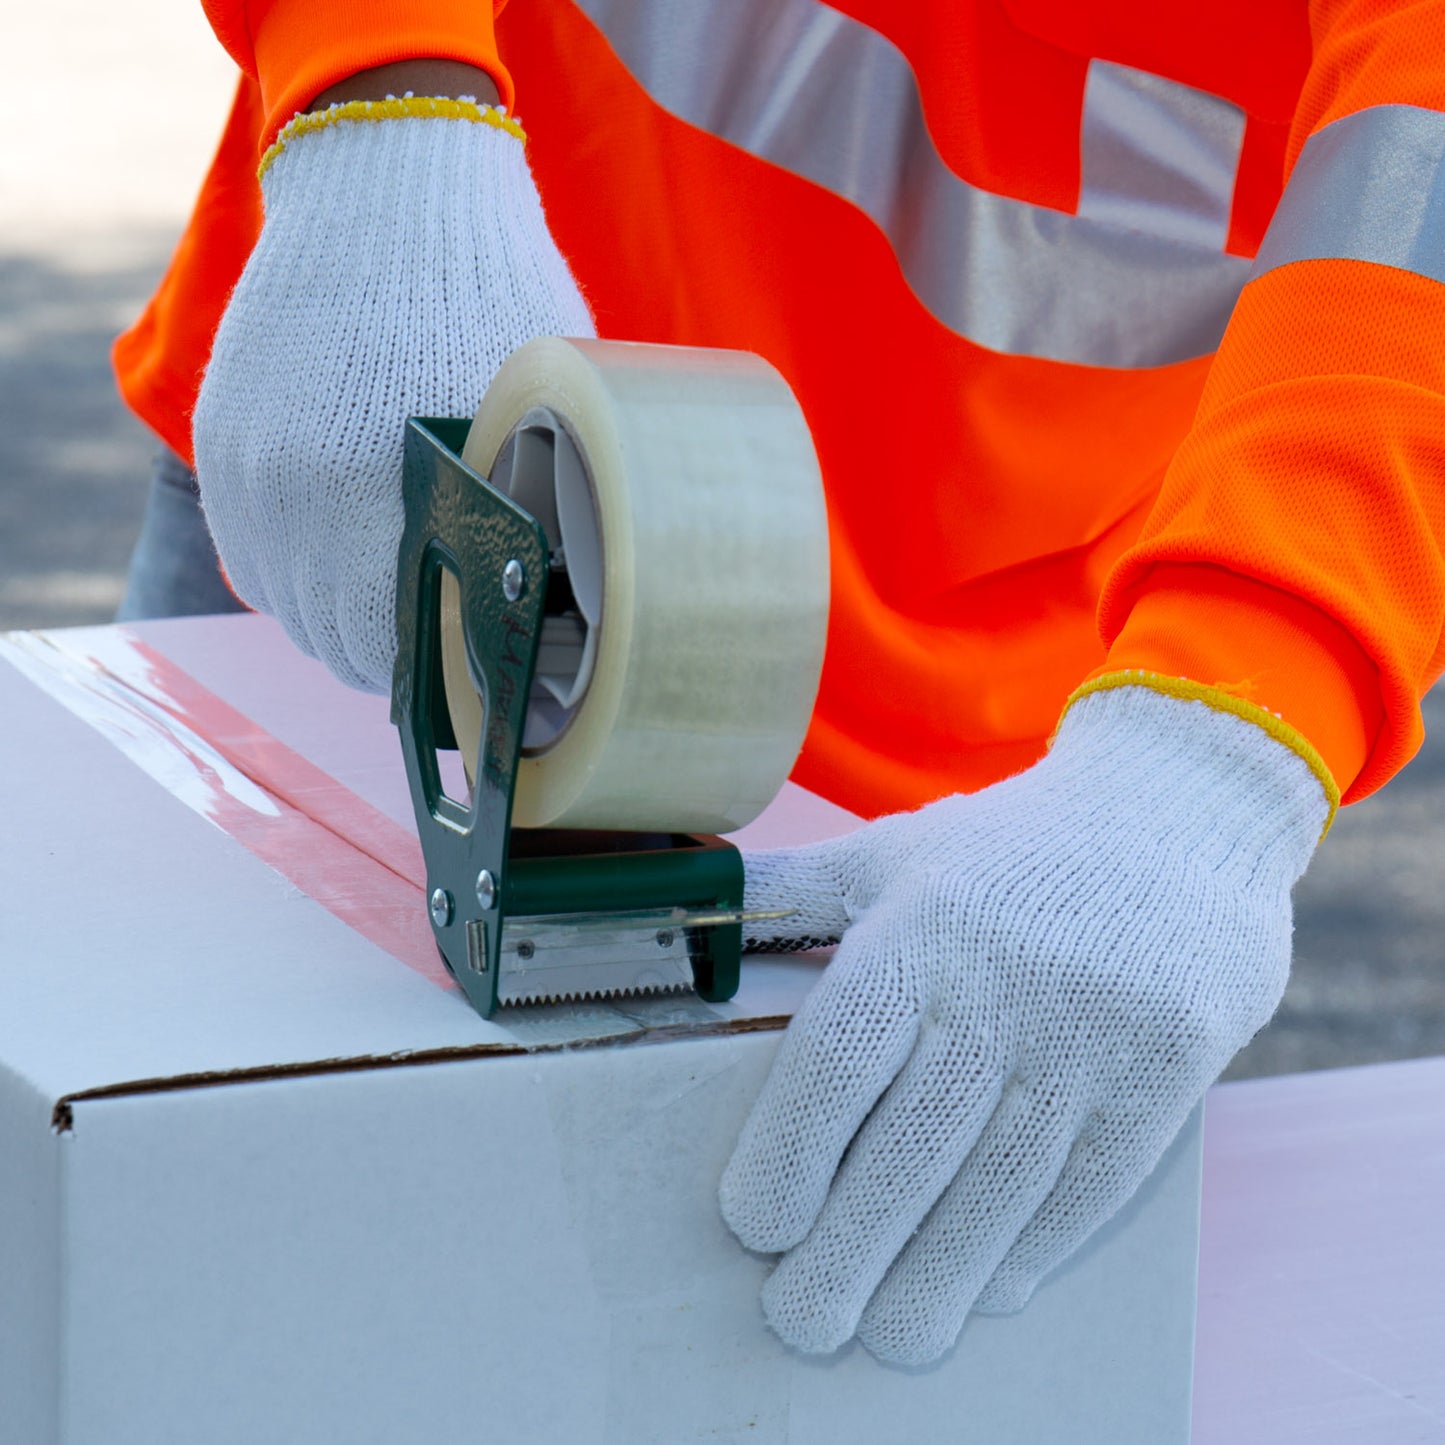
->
[741, 837, 856, 951]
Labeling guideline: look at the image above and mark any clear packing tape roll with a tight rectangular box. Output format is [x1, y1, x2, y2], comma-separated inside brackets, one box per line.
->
[441, 337, 830, 833]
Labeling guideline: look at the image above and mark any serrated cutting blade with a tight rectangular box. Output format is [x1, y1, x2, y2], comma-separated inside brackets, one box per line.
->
[494, 906, 794, 1007]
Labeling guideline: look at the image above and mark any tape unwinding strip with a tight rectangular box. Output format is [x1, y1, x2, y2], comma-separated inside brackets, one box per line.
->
[444, 338, 830, 832]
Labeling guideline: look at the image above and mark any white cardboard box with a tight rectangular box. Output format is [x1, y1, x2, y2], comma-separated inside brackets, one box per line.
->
[0, 616, 1201, 1443]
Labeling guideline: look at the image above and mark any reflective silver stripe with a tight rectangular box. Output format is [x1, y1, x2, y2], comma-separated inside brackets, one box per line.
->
[572, 0, 1253, 368]
[1252, 104, 1445, 286]
[1079, 60, 1245, 252]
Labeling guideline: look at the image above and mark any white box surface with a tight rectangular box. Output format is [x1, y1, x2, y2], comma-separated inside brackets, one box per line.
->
[0, 616, 1201, 1443]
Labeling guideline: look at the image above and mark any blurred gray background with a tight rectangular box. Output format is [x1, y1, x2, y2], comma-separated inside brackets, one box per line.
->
[3, 3, 1441, 1082]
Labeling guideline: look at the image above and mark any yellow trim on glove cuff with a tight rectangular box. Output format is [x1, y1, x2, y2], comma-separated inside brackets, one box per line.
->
[1064, 670, 1340, 836]
[259, 97, 527, 179]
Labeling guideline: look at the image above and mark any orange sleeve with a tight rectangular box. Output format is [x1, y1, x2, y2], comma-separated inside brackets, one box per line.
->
[113, 79, 267, 468]
[1096, 0, 1445, 803]
[201, 0, 514, 150]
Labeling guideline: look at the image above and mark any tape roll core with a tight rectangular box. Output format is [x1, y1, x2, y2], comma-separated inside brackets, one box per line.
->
[442, 337, 829, 833]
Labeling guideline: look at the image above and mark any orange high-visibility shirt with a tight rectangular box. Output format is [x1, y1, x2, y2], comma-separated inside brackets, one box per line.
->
[115, 1, 1445, 817]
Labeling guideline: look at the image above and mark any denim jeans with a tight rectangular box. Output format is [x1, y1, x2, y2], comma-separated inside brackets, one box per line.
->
[116, 449, 249, 622]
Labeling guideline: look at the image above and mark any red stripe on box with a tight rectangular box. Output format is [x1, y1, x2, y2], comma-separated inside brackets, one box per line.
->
[28, 629, 453, 991]
[119, 635, 451, 988]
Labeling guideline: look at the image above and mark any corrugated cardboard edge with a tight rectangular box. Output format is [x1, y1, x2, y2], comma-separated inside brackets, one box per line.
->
[51, 1013, 792, 1133]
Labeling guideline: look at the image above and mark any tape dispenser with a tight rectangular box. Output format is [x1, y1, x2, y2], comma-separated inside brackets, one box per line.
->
[393, 338, 829, 1017]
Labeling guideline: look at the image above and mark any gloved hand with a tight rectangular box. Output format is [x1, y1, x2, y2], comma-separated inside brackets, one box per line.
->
[722, 681, 1333, 1366]
[194, 99, 594, 691]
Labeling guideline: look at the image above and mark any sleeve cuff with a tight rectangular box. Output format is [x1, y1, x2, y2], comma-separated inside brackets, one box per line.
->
[1093, 562, 1395, 803]
[221, 0, 515, 152]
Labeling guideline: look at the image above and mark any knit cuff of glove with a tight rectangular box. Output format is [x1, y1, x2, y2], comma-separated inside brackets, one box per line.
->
[1055, 679, 1334, 882]
[259, 95, 527, 178]
[1066, 670, 1339, 838]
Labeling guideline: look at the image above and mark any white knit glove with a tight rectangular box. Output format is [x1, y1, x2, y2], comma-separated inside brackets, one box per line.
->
[193, 101, 595, 691]
[722, 683, 1332, 1365]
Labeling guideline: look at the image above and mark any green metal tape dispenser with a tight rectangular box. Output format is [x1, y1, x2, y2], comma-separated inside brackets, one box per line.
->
[392, 338, 829, 1018]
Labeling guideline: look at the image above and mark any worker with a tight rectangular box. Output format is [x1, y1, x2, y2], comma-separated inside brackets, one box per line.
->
[114, 1, 1445, 1367]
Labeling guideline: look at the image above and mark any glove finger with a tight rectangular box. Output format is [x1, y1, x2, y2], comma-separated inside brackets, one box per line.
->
[856, 1081, 1077, 1365]
[755, 1020, 1005, 1355]
[973, 1106, 1188, 1315]
[740, 839, 854, 950]
[720, 918, 920, 1253]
